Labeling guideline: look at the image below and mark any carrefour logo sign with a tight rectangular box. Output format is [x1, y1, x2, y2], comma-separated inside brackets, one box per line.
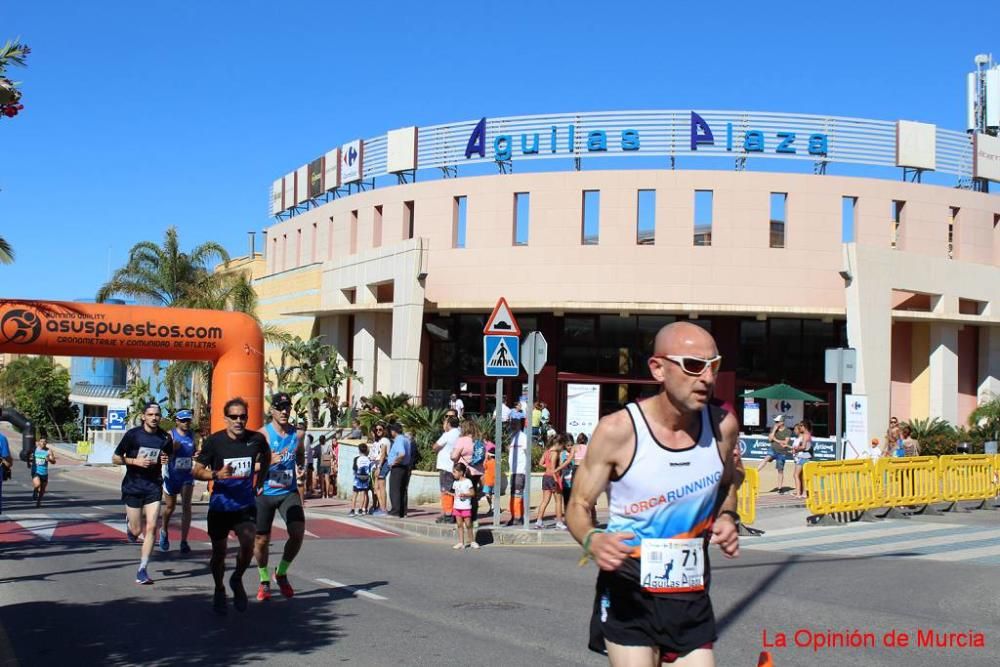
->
[465, 112, 828, 162]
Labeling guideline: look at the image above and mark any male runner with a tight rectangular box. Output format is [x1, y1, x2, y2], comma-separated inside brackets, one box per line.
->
[567, 322, 742, 667]
[193, 397, 269, 614]
[0, 429, 11, 514]
[254, 392, 306, 601]
[160, 408, 197, 554]
[112, 401, 173, 585]
[31, 433, 56, 507]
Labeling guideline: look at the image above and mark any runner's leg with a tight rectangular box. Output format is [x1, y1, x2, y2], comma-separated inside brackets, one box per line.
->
[125, 505, 143, 541]
[671, 648, 715, 666]
[140, 501, 160, 563]
[180, 484, 193, 543]
[210, 538, 227, 589]
[604, 639, 660, 667]
[161, 492, 176, 545]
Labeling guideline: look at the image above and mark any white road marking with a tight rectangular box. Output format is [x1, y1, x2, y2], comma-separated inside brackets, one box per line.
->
[316, 577, 388, 601]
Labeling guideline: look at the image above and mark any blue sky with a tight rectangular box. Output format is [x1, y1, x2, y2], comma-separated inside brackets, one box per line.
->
[0, 1, 993, 300]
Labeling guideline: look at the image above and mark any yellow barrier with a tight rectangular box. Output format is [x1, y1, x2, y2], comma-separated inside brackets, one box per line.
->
[875, 456, 939, 507]
[994, 454, 1000, 497]
[738, 466, 758, 527]
[939, 455, 994, 503]
[803, 459, 878, 516]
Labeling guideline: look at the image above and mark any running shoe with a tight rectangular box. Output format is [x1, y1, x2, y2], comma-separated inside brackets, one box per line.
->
[470, 541, 480, 549]
[274, 571, 294, 598]
[554, 521, 567, 530]
[135, 567, 153, 585]
[230, 574, 248, 612]
[179, 540, 191, 554]
[452, 542, 464, 550]
[32, 488, 38, 501]
[348, 509, 356, 516]
[158, 529, 169, 552]
[213, 589, 227, 615]
[257, 581, 272, 601]
[372, 509, 388, 516]
[533, 521, 544, 530]
[126, 529, 139, 545]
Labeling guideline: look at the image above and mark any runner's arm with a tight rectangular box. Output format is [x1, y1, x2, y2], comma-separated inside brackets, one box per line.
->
[566, 411, 636, 571]
[48, 450, 56, 464]
[295, 430, 306, 467]
[710, 410, 741, 559]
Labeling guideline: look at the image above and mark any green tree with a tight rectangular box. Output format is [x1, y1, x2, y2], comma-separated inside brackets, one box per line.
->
[0, 236, 12, 264]
[0, 356, 78, 441]
[277, 336, 358, 428]
[968, 394, 1000, 443]
[1, 38, 31, 264]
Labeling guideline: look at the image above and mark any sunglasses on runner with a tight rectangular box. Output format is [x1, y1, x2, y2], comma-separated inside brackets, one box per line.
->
[225, 413, 249, 421]
[652, 354, 722, 376]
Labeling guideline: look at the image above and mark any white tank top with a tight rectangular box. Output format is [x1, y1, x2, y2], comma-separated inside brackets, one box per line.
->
[606, 402, 724, 549]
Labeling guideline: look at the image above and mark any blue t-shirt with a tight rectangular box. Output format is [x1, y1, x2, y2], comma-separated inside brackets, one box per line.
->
[196, 429, 269, 512]
[114, 426, 173, 497]
[0, 433, 10, 489]
[33, 448, 50, 476]
[388, 434, 410, 467]
[261, 423, 298, 497]
[165, 429, 196, 482]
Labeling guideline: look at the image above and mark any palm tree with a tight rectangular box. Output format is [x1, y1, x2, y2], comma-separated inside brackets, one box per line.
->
[0, 236, 12, 264]
[0, 38, 30, 265]
[97, 226, 230, 306]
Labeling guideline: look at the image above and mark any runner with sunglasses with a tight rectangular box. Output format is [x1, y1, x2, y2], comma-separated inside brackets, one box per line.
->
[193, 397, 270, 614]
[254, 391, 307, 601]
[159, 408, 197, 554]
[567, 322, 743, 667]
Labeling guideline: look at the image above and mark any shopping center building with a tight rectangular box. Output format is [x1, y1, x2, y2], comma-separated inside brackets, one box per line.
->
[252, 110, 1000, 439]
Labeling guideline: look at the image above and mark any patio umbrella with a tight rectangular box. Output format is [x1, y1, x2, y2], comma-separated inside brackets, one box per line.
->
[739, 383, 823, 402]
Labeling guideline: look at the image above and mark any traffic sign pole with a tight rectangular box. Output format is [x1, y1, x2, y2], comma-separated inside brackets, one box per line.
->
[493, 378, 503, 531]
[524, 365, 534, 529]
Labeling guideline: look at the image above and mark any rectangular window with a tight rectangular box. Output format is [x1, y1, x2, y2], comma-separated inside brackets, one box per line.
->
[769, 192, 787, 249]
[636, 190, 655, 245]
[373, 205, 383, 247]
[328, 216, 335, 260]
[295, 228, 302, 266]
[350, 210, 358, 254]
[891, 200, 905, 249]
[582, 190, 600, 245]
[281, 234, 287, 271]
[311, 223, 318, 263]
[948, 206, 959, 259]
[842, 196, 857, 242]
[514, 192, 530, 246]
[453, 196, 467, 249]
[404, 200, 415, 239]
[694, 190, 713, 246]
[272, 237, 279, 271]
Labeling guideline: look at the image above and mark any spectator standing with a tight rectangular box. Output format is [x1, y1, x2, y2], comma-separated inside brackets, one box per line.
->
[451, 462, 477, 549]
[540, 402, 551, 431]
[349, 419, 364, 440]
[864, 438, 883, 461]
[886, 417, 903, 457]
[506, 417, 529, 526]
[387, 422, 412, 518]
[350, 444, 371, 516]
[757, 415, 791, 493]
[901, 426, 920, 457]
[434, 415, 461, 524]
[370, 423, 390, 515]
[509, 403, 526, 430]
[451, 419, 486, 525]
[500, 399, 512, 424]
[530, 402, 543, 444]
[481, 444, 497, 515]
[449, 393, 465, 418]
[533, 435, 568, 529]
[792, 421, 814, 499]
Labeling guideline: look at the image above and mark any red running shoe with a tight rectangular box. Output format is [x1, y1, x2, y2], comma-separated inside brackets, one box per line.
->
[257, 581, 271, 601]
[274, 571, 294, 598]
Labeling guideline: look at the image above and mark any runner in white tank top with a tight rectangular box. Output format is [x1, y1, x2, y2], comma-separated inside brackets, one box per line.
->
[566, 322, 743, 666]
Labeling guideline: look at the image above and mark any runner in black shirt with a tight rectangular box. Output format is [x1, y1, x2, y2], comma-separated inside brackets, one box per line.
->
[193, 396, 269, 614]
[113, 401, 173, 585]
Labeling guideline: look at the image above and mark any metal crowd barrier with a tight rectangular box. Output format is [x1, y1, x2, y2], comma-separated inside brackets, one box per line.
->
[803, 459, 879, 517]
[738, 467, 759, 528]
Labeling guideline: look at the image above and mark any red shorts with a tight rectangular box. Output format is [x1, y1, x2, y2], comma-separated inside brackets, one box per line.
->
[663, 643, 713, 663]
[453, 508, 472, 518]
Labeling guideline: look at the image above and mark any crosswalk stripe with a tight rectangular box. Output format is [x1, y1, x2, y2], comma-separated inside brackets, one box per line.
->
[947, 543, 1000, 561]
[16, 520, 57, 541]
[799, 527, 1000, 557]
[748, 521, 953, 549]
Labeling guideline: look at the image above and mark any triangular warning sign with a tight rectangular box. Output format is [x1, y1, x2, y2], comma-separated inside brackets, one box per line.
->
[484, 297, 520, 335]
[488, 339, 518, 368]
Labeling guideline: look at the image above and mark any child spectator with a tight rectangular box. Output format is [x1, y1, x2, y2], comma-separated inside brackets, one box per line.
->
[451, 462, 477, 549]
[481, 443, 497, 515]
[350, 443, 371, 516]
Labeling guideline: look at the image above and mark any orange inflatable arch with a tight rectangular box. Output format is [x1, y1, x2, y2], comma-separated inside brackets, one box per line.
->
[0, 300, 265, 432]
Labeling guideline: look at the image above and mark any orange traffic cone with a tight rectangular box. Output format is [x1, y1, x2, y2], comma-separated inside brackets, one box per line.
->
[757, 651, 774, 667]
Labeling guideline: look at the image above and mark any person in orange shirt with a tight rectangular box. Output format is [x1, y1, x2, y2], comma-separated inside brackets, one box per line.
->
[480, 443, 497, 515]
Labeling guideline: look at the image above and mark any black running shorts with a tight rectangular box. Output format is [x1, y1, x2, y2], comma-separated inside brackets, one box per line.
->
[207, 507, 256, 541]
[588, 569, 717, 656]
[255, 492, 305, 535]
[123, 491, 162, 508]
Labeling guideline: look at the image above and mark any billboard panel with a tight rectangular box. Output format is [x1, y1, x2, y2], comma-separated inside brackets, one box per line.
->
[968, 72, 978, 131]
[295, 165, 309, 204]
[324, 148, 340, 191]
[270, 179, 283, 215]
[987, 67, 1000, 128]
[341, 139, 363, 183]
[283, 171, 295, 209]
[308, 157, 324, 199]
[895, 120, 936, 171]
[974, 132, 1000, 182]
[387, 126, 418, 172]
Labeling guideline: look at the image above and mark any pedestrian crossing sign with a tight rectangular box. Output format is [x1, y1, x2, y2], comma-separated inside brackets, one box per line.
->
[484, 335, 520, 377]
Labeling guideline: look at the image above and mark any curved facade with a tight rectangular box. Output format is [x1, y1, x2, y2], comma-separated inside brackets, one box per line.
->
[256, 117, 1000, 441]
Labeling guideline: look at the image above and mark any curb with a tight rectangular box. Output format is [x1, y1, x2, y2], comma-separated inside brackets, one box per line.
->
[357, 515, 578, 545]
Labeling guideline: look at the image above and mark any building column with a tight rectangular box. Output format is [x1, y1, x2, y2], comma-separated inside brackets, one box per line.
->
[978, 326, 1000, 402]
[928, 323, 959, 424]
[352, 314, 376, 400]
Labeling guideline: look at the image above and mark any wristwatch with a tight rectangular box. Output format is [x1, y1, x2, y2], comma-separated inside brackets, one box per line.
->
[212, 470, 219, 481]
[718, 510, 741, 525]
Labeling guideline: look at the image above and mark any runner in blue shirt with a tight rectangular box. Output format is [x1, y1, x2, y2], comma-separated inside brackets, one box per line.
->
[0, 431, 12, 514]
[31, 433, 56, 507]
[159, 408, 197, 554]
[193, 396, 269, 615]
[254, 392, 306, 601]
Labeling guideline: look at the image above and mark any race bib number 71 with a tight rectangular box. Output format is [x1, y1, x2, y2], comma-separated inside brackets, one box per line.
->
[640, 538, 706, 593]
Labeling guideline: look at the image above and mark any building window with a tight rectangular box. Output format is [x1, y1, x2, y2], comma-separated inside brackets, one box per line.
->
[350, 210, 358, 255]
[311, 223, 318, 263]
[514, 192, 529, 246]
[295, 228, 302, 266]
[582, 190, 600, 245]
[404, 200, 415, 240]
[694, 190, 713, 246]
[281, 234, 287, 271]
[948, 206, 959, 259]
[891, 200, 905, 249]
[373, 205, 383, 247]
[637, 190, 655, 245]
[769, 192, 787, 249]
[272, 237, 279, 271]
[842, 196, 857, 242]
[453, 196, 467, 249]
[328, 216, 335, 260]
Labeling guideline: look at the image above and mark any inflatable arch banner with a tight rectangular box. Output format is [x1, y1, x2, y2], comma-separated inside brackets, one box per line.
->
[0, 300, 265, 432]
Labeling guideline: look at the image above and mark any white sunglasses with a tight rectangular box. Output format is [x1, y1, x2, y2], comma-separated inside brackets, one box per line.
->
[652, 354, 722, 376]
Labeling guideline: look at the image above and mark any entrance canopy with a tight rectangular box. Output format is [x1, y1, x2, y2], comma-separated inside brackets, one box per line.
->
[740, 383, 823, 402]
[0, 299, 264, 433]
